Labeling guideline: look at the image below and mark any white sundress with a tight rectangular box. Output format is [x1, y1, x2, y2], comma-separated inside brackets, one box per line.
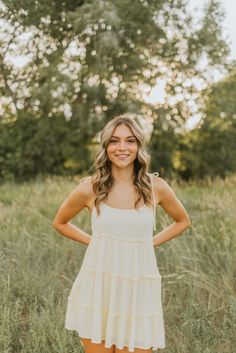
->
[65, 172, 165, 352]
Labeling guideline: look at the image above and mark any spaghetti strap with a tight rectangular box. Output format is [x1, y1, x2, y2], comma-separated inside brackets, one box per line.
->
[79, 176, 90, 183]
[150, 172, 159, 232]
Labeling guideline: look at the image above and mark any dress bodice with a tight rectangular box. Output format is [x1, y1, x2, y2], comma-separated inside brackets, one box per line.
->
[91, 202, 154, 244]
[90, 172, 159, 242]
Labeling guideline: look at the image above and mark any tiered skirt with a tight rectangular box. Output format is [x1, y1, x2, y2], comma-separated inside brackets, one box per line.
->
[65, 235, 165, 352]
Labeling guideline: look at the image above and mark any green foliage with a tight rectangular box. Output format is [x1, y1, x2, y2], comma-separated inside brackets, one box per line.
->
[148, 107, 179, 179]
[175, 67, 236, 180]
[0, 0, 232, 181]
[0, 114, 93, 182]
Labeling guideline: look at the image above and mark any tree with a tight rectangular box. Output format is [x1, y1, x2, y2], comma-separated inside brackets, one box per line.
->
[176, 65, 236, 180]
[0, 0, 231, 181]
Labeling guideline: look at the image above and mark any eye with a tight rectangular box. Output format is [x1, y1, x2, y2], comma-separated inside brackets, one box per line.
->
[109, 138, 136, 144]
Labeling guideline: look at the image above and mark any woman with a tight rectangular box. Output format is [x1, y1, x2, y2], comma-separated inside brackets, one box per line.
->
[53, 114, 191, 353]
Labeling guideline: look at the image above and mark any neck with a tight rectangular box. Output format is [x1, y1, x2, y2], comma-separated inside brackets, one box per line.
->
[111, 166, 135, 184]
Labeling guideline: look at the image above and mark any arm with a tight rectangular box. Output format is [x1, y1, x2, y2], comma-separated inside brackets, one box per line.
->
[153, 176, 191, 247]
[52, 177, 92, 245]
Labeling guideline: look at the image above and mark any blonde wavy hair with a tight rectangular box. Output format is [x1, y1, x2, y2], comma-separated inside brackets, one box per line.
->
[81, 114, 157, 216]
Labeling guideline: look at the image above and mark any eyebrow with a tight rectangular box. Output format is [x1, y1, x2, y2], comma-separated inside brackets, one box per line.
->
[111, 135, 136, 138]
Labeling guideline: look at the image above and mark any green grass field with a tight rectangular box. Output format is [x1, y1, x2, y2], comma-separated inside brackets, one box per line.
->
[0, 175, 236, 353]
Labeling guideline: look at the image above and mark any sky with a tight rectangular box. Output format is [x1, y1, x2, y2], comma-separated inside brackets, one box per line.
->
[188, 0, 236, 60]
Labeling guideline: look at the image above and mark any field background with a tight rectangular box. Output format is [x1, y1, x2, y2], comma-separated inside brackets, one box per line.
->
[0, 175, 236, 353]
[1, 0, 236, 351]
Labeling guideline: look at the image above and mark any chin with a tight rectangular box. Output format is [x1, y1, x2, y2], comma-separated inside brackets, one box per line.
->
[113, 160, 135, 167]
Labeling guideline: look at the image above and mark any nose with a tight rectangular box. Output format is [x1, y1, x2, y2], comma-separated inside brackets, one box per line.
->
[118, 141, 127, 150]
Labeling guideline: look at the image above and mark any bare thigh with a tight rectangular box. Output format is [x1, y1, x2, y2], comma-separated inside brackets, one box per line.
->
[115, 347, 152, 353]
[80, 338, 115, 353]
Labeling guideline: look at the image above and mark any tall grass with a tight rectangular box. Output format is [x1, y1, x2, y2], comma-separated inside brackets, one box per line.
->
[0, 175, 235, 353]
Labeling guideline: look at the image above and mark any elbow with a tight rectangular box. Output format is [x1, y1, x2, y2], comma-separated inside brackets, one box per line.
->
[178, 216, 191, 230]
[184, 216, 191, 229]
[52, 219, 68, 230]
[52, 219, 59, 230]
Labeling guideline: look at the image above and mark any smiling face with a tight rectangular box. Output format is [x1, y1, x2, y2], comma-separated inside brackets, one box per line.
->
[106, 124, 138, 168]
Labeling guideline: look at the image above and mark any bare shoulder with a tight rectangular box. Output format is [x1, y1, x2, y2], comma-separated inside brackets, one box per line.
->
[152, 173, 191, 226]
[52, 176, 96, 225]
[152, 174, 174, 204]
[62, 176, 95, 208]
[152, 174, 168, 190]
[77, 176, 95, 199]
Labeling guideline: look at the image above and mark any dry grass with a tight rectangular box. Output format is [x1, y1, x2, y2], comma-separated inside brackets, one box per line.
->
[0, 174, 235, 353]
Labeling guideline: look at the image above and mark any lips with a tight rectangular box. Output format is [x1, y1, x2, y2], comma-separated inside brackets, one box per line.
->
[115, 154, 129, 159]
